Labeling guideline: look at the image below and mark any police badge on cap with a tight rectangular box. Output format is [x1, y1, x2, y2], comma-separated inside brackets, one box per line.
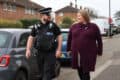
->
[39, 8, 52, 16]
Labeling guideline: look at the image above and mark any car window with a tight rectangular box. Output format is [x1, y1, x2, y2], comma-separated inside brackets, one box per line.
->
[62, 32, 68, 41]
[0, 31, 12, 48]
[18, 33, 30, 48]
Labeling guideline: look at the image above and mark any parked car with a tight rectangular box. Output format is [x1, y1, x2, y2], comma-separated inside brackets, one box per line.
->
[114, 19, 120, 33]
[111, 23, 118, 34]
[0, 29, 60, 80]
[59, 29, 72, 63]
[91, 19, 114, 36]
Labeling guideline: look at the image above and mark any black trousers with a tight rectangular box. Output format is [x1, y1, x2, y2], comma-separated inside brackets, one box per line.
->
[36, 51, 56, 80]
[77, 67, 90, 80]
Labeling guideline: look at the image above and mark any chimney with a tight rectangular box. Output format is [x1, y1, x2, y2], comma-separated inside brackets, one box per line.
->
[86, 8, 90, 13]
[87, 8, 90, 13]
[70, 2, 73, 7]
[80, 6, 82, 10]
[84, 7, 86, 10]
[84, 7, 88, 11]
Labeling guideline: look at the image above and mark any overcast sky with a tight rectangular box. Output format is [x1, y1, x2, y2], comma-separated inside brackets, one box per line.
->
[31, 0, 120, 17]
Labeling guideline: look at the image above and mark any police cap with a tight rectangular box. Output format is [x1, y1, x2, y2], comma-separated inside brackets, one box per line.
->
[39, 7, 52, 16]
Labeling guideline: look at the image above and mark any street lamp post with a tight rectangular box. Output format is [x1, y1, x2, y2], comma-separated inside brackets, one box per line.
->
[108, 0, 112, 37]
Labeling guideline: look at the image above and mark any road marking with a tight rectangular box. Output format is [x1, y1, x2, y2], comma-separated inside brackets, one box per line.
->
[91, 60, 112, 80]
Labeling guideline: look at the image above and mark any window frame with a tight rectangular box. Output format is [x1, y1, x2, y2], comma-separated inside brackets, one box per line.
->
[0, 31, 12, 48]
[3, 3, 16, 12]
[62, 32, 68, 41]
[3, 3, 8, 11]
[17, 32, 30, 48]
[25, 7, 36, 15]
[59, 12, 64, 17]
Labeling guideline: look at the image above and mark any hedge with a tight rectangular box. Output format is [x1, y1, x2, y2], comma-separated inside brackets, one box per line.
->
[60, 17, 74, 28]
[0, 19, 23, 28]
[60, 24, 70, 28]
[20, 19, 40, 28]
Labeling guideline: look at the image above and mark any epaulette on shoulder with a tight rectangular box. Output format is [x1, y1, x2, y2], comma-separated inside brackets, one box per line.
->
[33, 23, 41, 29]
[49, 22, 54, 29]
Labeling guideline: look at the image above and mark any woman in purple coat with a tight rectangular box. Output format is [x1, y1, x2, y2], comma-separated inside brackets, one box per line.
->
[67, 10, 103, 80]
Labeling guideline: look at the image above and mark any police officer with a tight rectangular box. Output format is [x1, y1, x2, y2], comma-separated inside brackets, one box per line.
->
[26, 8, 62, 80]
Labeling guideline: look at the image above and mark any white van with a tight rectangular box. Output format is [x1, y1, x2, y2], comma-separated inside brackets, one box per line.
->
[91, 19, 111, 36]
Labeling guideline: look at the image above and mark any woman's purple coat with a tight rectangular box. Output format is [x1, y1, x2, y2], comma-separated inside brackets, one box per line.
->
[67, 23, 103, 72]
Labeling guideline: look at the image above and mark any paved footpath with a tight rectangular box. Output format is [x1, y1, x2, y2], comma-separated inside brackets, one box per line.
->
[93, 35, 120, 80]
[94, 51, 120, 80]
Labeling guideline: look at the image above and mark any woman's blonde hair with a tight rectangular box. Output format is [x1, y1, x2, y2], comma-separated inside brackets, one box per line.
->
[78, 10, 90, 23]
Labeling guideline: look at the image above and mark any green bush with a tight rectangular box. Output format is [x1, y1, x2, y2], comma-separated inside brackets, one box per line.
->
[0, 19, 23, 28]
[60, 24, 70, 28]
[60, 17, 74, 28]
[20, 19, 40, 28]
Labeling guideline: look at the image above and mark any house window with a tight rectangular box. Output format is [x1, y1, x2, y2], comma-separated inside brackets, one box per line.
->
[3, 3, 16, 12]
[25, 8, 31, 14]
[3, 3, 8, 11]
[31, 9, 36, 15]
[12, 5, 16, 11]
[25, 8, 36, 15]
[59, 12, 64, 16]
[7, 4, 12, 11]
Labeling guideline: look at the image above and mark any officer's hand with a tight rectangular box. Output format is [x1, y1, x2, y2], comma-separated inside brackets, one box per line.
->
[26, 49, 31, 59]
[56, 51, 62, 58]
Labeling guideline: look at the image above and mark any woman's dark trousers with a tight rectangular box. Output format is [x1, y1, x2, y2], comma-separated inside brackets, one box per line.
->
[77, 67, 90, 80]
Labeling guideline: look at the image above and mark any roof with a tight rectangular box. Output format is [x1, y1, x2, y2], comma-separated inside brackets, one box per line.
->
[55, 6, 78, 13]
[0, 0, 44, 10]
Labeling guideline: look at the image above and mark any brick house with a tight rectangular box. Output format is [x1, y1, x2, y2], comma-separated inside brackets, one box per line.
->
[0, 0, 44, 20]
[55, 3, 78, 24]
[55, 2, 98, 25]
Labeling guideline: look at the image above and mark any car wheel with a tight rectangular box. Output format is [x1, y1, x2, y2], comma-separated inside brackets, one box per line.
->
[15, 71, 27, 80]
